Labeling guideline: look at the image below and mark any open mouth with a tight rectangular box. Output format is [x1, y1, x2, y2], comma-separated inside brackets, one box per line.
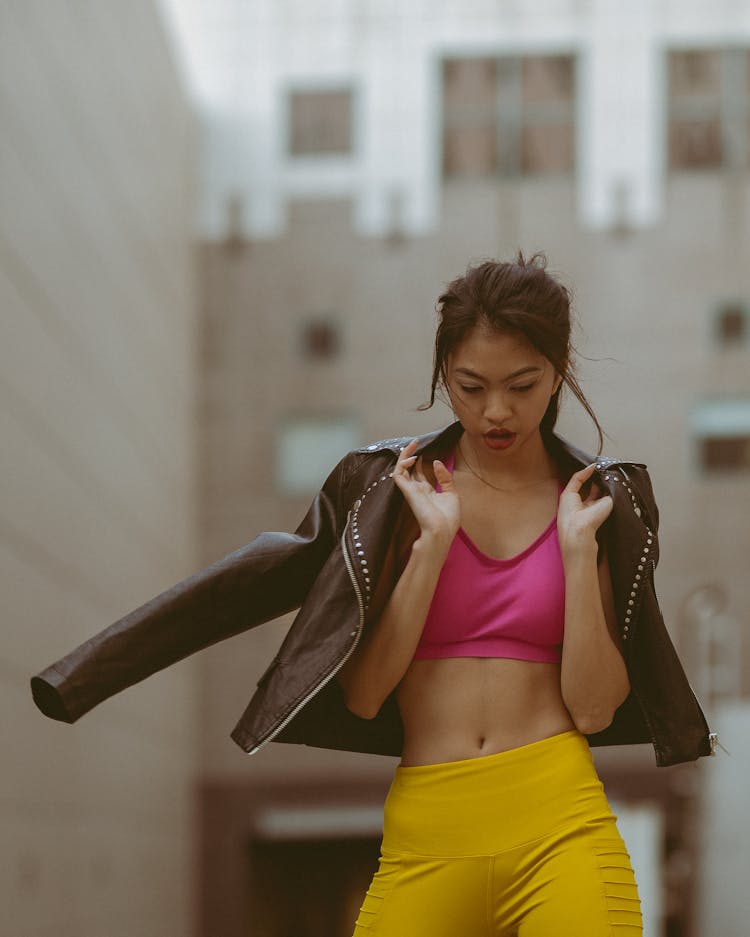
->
[483, 428, 518, 449]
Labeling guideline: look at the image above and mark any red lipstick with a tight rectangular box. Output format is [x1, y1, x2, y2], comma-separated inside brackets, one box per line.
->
[484, 428, 517, 451]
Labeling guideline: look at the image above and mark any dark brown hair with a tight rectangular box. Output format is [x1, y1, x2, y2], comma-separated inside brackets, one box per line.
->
[419, 251, 604, 454]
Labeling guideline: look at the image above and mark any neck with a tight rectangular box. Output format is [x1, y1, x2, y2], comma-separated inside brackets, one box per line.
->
[458, 430, 556, 487]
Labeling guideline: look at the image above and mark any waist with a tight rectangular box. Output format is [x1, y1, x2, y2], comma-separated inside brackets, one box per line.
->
[396, 657, 575, 767]
[383, 730, 615, 857]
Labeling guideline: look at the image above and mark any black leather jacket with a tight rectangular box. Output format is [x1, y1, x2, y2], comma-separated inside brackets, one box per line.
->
[30, 421, 714, 767]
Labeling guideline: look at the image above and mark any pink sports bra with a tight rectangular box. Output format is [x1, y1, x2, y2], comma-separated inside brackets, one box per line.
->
[412, 446, 566, 664]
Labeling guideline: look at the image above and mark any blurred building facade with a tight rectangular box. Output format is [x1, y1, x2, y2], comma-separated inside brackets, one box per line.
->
[3, 1, 750, 936]
[187, 2, 750, 936]
[2, 2, 199, 936]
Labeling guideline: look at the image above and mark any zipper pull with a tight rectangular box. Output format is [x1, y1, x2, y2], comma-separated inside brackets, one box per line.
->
[709, 731, 730, 756]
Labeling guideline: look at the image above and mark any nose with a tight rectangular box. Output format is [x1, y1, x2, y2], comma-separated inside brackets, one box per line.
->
[483, 389, 513, 424]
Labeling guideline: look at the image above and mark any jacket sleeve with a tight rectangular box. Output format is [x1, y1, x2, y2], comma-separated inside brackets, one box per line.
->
[30, 452, 356, 724]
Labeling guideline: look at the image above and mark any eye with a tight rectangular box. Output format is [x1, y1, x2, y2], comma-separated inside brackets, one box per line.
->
[510, 383, 536, 393]
[459, 385, 482, 394]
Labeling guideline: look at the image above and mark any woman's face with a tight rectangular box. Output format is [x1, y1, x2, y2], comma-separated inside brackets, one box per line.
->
[445, 325, 561, 455]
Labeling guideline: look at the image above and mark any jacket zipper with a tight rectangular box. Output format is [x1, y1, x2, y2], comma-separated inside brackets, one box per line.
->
[708, 732, 728, 755]
[245, 508, 366, 756]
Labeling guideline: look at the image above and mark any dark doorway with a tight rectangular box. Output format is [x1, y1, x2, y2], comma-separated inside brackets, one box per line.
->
[248, 836, 381, 937]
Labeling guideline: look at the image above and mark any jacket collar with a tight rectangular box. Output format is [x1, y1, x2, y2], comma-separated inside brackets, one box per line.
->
[360, 420, 641, 473]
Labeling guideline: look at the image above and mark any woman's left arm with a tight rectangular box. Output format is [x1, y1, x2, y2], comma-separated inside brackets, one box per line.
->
[558, 463, 630, 735]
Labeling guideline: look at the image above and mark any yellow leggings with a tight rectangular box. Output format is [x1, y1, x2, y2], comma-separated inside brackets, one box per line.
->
[352, 730, 642, 936]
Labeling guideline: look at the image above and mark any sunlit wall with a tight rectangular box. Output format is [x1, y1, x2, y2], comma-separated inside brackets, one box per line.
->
[1, 3, 200, 935]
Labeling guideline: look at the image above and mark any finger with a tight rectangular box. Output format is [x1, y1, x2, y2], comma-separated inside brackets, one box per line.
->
[391, 453, 418, 476]
[392, 473, 418, 503]
[392, 471, 416, 492]
[586, 493, 614, 525]
[564, 462, 597, 494]
[433, 458, 453, 486]
[400, 438, 419, 456]
[396, 441, 418, 463]
[392, 467, 427, 506]
[583, 482, 605, 506]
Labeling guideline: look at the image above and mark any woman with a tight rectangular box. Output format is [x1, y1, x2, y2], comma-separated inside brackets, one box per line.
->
[340, 253, 641, 935]
[31, 253, 713, 933]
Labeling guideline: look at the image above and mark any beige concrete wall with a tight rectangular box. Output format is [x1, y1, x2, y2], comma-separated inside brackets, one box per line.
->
[1, 3, 199, 935]
[197, 177, 750, 783]
[696, 701, 750, 935]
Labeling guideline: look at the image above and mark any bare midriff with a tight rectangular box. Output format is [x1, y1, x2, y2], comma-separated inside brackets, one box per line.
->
[396, 656, 576, 767]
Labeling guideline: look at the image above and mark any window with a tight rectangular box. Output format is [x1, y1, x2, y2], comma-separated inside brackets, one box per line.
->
[289, 89, 352, 156]
[277, 415, 360, 495]
[691, 400, 750, 472]
[715, 301, 747, 346]
[442, 53, 576, 179]
[701, 436, 750, 470]
[668, 48, 750, 170]
[300, 317, 341, 361]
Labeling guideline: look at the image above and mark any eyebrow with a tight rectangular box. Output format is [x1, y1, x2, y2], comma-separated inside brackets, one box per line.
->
[453, 365, 543, 382]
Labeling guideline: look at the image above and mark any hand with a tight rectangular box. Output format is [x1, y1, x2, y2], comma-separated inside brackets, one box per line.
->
[390, 439, 461, 549]
[557, 463, 613, 561]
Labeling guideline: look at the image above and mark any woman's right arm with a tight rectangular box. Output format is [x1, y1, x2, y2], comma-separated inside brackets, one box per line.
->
[31, 451, 354, 724]
[337, 439, 460, 719]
